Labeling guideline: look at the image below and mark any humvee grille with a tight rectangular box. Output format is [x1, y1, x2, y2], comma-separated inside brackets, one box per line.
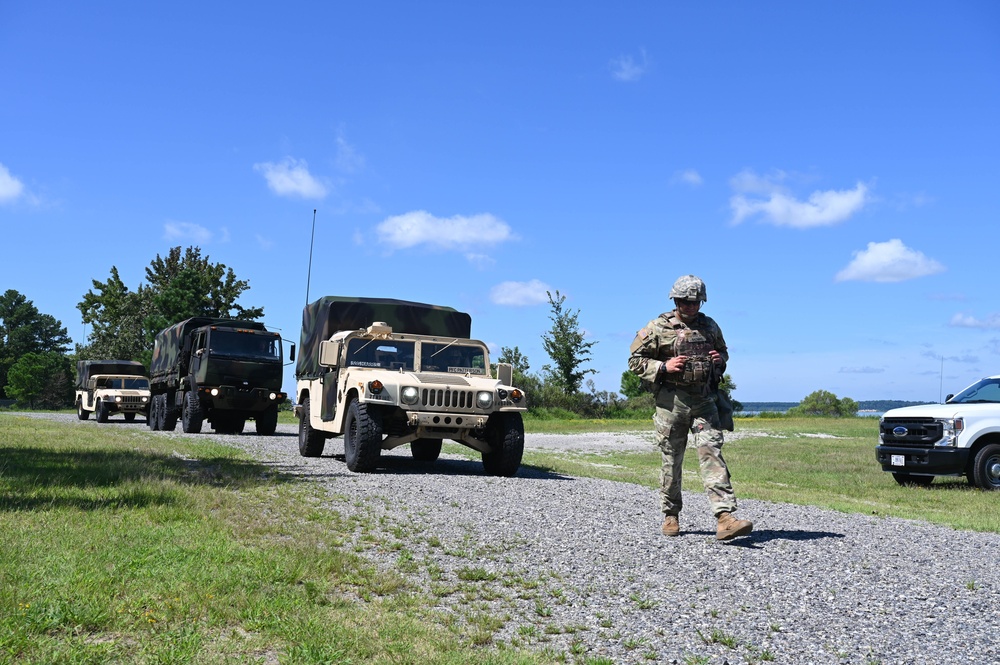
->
[120, 396, 145, 406]
[421, 388, 475, 409]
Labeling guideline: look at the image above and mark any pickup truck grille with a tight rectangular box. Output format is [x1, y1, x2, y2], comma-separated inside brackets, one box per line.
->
[421, 388, 475, 409]
[880, 417, 943, 445]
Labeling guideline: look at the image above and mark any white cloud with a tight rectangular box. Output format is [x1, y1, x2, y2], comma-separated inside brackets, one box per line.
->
[0, 163, 26, 203]
[254, 157, 328, 199]
[610, 49, 648, 82]
[465, 253, 496, 270]
[950, 313, 1000, 329]
[835, 239, 945, 283]
[490, 280, 552, 306]
[164, 221, 214, 243]
[673, 169, 703, 186]
[729, 169, 869, 228]
[376, 210, 515, 251]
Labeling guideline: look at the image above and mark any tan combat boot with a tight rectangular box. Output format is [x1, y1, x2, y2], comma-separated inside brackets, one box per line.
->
[716, 512, 753, 541]
[661, 515, 680, 537]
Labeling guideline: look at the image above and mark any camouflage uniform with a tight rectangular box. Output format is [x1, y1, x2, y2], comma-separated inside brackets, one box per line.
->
[628, 305, 738, 519]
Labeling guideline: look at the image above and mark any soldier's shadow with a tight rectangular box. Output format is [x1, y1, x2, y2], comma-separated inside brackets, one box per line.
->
[687, 528, 846, 548]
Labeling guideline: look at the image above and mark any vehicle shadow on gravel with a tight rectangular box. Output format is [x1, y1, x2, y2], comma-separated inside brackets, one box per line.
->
[319, 453, 574, 480]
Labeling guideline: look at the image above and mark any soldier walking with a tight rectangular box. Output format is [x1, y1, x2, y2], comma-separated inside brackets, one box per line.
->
[628, 275, 753, 540]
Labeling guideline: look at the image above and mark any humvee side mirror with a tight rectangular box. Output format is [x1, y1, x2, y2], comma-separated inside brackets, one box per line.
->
[497, 363, 513, 386]
[289, 343, 296, 362]
[319, 340, 341, 367]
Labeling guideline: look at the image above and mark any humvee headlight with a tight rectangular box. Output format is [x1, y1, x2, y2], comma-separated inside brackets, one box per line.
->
[510, 389, 524, 403]
[401, 386, 419, 404]
[268, 392, 277, 401]
[211, 388, 219, 397]
[115, 396, 122, 403]
[476, 391, 494, 409]
[141, 396, 148, 403]
[368, 380, 384, 395]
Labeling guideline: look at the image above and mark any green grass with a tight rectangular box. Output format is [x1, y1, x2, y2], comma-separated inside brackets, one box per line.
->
[0, 414, 548, 664]
[511, 416, 1000, 533]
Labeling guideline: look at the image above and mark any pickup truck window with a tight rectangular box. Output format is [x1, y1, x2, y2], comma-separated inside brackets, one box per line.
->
[948, 378, 1000, 403]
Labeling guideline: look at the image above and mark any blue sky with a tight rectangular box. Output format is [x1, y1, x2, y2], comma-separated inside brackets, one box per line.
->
[2, 1, 999, 403]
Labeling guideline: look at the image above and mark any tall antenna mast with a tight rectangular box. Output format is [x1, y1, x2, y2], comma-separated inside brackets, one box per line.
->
[305, 209, 317, 305]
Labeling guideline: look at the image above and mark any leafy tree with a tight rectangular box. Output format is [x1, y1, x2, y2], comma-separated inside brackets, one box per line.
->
[787, 389, 858, 417]
[540, 290, 596, 394]
[717, 373, 743, 412]
[77, 246, 265, 364]
[6, 351, 73, 408]
[0, 290, 72, 398]
[77, 267, 150, 362]
[620, 370, 643, 398]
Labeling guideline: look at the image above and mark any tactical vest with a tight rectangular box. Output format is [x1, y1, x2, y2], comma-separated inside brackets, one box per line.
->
[664, 313, 715, 390]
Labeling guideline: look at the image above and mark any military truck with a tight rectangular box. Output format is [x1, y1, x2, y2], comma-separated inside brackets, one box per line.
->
[75, 360, 151, 423]
[294, 296, 527, 476]
[149, 317, 290, 435]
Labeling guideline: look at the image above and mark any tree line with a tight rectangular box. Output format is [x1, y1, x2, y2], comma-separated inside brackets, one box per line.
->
[2, 249, 861, 417]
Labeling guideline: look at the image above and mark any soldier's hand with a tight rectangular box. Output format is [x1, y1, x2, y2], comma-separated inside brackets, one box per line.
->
[664, 356, 687, 373]
[708, 350, 723, 365]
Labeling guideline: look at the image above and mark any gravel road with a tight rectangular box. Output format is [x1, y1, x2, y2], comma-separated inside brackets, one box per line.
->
[10, 412, 1000, 664]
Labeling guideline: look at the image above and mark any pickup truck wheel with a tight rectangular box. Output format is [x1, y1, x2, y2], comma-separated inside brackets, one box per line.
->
[77, 399, 89, 420]
[124, 412, 136, 422]
[410, 439, 442, 462]
[970, 443, 1000, 490]
[298, 400, 326, 457]
[182, 391, 203, 433]
[256, 406, 278, 436]
[344, 400, 382, 472]
[482, 412, 524, 477]
[96, 399, 109, 423]
[892, 473, 933, 487]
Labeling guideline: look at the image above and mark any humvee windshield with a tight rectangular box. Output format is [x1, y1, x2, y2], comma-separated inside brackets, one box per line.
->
[346, 339, 416, 370]
[96, 377, 150, 390]
[209, 331, 281, 361]
[421, 343, 487, 374]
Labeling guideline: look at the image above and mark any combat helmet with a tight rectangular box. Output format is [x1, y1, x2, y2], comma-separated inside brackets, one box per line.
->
[669, 275, 707, 302]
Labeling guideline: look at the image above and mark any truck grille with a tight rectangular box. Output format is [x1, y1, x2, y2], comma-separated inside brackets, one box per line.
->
[880, 417, 943, 445]
[120, 396, 145, 406]
[421, 388, 475, 409]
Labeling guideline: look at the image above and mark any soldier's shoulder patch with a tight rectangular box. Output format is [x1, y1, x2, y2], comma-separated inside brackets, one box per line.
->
[637, 327, 649, 339]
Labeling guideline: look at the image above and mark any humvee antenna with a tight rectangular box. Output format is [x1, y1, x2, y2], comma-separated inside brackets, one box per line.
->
[306, 209, 317, 305]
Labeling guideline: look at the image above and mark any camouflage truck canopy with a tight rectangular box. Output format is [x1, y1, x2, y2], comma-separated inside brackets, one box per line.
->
[150, 317, 268, 381]
[296, 296, 473, 380]
[76, 360, 146, 389]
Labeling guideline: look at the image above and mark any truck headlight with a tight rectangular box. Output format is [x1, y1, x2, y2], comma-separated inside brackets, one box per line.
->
[141, 396, 148, 403]
[476, 391, 494, 409]
[940, 418, 964, 446]
[401, 386, 419, 405]
[115, 396, 122, 403]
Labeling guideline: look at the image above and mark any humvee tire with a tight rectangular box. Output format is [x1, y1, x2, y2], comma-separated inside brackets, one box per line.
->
[482, 412, 524, 477]
[298, 400, 326, 457]
[344, 400, 382, 473]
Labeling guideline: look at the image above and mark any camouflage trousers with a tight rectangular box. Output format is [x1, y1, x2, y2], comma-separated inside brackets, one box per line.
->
[653, 387, 737, 518]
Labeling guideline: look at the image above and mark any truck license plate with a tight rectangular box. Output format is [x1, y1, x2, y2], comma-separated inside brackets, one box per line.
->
[891, 455, 905, 467]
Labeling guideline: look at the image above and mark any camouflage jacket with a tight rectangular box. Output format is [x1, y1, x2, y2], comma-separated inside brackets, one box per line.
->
[628, 310, 728, 392]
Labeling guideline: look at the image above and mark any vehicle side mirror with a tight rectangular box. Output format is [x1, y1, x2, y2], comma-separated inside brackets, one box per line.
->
[945, 394, 954, 402]
[289, 343, 296, 362]
[497, 362, 513, 386]
[319, 340, 341, 367]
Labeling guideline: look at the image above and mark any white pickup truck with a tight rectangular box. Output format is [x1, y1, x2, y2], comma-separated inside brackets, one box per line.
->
[876, 375, 1000, 489]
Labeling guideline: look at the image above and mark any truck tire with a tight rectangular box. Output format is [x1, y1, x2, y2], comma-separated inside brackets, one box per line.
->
[161, 394, 178, 431]
[148, 396, 160, 430]
[892, 473, 933, 487]
[482, 412, 524, 477]
[969, 443, 1000, 490]
[410, 439, 442, 462]
[77, 399, 89, 421]
[96, 399, 109, 423]
[182, 391, 203, 433]
[256, 406, 278, 436]
[344, 400, 382, 473]
[298, 400, 326, 457]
